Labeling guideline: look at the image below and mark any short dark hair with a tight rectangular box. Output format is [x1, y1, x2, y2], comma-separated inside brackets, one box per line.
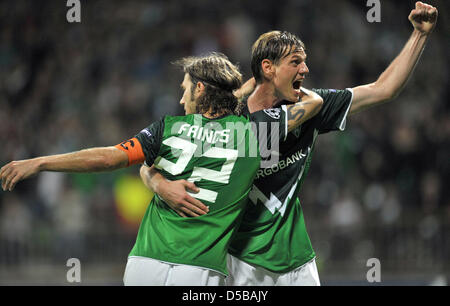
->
[251, 31, 305, 83]
[174, 52, 242, 116]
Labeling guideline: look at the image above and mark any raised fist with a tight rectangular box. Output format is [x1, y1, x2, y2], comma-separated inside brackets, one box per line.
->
[408, 2, 438, 34]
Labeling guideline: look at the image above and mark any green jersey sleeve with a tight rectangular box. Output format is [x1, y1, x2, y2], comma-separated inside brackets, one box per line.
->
[312, 88, 353, 134]
[134, 117, 165, 166]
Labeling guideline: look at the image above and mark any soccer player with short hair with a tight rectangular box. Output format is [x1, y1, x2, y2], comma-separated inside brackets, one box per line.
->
[143, 2, 438, 285]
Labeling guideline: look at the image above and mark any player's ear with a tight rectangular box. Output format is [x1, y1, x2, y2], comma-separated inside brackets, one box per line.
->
[261, 59, 275, 80]
[195, 81, 205, 96]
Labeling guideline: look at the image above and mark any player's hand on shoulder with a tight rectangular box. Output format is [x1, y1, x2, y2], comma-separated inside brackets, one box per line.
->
[0, 159, 41, 191]
[409, 2, 438, 34]
[158, 179, 209, 217]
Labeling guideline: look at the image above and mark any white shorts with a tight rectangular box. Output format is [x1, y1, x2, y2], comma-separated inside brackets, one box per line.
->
[123, 256, 226, 286]
[226, 255, 320, 286]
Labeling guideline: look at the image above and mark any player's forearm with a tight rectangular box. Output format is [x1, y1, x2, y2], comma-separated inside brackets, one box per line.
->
[233, 77, 256, 102]
[287, 88, 323, 132]
[140, 165, 166, 193]
[37, 147, 128, 173]
[375, 29, 429, 100]
[300, 87, 323, 109]
[351, 30, 430, 115]
[300, 89, 323, 118]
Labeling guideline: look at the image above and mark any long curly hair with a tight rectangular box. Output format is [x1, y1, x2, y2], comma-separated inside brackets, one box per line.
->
[174, 52, 243, 116]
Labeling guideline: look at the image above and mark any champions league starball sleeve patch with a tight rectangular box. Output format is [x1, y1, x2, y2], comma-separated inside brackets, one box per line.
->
[263, 108, 281, 119]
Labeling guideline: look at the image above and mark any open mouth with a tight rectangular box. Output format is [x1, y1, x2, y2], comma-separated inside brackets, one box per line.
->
[292, 80, 301, 91]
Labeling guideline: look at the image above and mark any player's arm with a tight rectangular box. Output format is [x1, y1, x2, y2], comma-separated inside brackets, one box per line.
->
[1, 135, 148, 191]
[0, 146, 129, 191]
[139, 164, 209, 217]
[233, 77, 256, 102]
[286, 87, 323, 132]
[350, 2, 437, 115]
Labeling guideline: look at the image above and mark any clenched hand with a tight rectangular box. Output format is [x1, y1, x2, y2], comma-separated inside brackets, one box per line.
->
[409, 2, 438, 34]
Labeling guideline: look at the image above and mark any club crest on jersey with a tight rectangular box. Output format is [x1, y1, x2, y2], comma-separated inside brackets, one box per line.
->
[263, 108, 281, 119]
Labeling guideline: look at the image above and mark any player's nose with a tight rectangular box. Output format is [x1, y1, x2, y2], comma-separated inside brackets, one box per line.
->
[298, 62, 309, 75]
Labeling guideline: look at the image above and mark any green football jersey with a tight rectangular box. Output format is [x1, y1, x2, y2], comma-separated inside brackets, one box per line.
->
[128, 113, 270, 275]
[229, 88, 354, 273]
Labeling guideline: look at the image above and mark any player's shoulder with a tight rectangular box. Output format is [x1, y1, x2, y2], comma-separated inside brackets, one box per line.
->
[163, 114, 253, 129]
[161, 114, 197, 127]
[312, 88, 353, 98]
[249, 106, 285, 123]
[162, 114, 184, 122]
[312, 88, 350, 94]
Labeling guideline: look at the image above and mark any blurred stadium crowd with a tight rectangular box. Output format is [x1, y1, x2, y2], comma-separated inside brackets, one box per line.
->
[0, 0, 448, 284]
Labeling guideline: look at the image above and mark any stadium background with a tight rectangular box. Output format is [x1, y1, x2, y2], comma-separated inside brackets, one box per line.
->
[0, 0, 448, 285]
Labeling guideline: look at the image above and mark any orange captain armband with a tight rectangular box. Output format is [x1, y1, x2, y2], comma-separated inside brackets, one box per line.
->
[115, 137, 146, 166]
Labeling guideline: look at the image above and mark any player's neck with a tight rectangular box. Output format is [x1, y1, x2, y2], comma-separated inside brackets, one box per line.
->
[247, 83, 281, 113]
[202, 110, 230, 119]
